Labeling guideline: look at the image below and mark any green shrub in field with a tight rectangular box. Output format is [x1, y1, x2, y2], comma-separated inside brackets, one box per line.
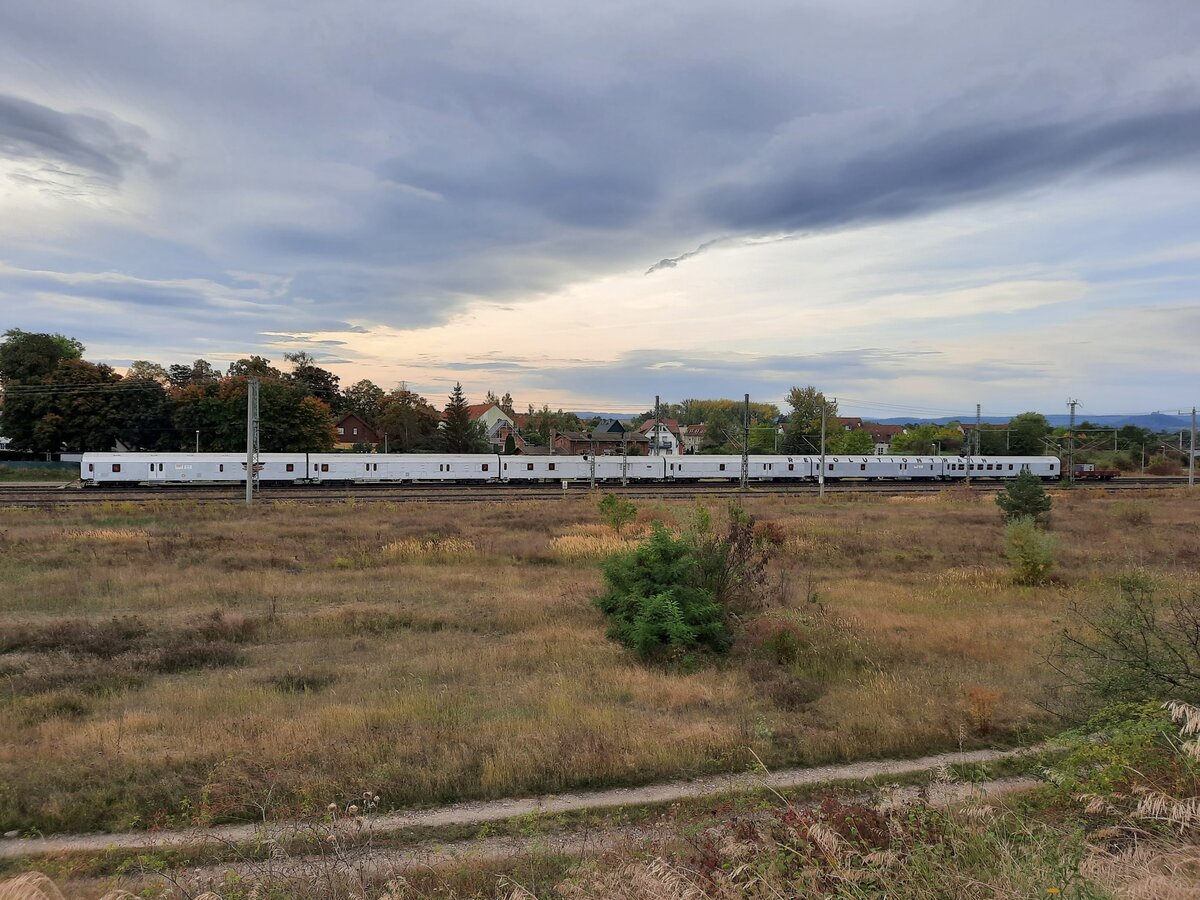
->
[597, 492, 637, 536]
[1057, 573, 1200, 706]
[595, 523, 730, 657]
[995, 469, 1052, 523]
[1006, 516, 1055, 585]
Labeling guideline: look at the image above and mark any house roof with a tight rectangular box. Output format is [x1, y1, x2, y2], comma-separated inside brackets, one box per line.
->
[682, 424, 707, 436]
[556, 431, 649, 443]
[832, 416, 863, 430]
[863, 423, 906, 439]
[637, 418, 681, 437]
[440, 403, 514, 423]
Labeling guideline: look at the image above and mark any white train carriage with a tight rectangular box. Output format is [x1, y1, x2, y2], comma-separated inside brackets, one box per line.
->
[591, 455, 666, 481]
[307, 453, 498, 483]
[500, 455, 592, 482]
[82, 452, 306, 484]
[940, 456, 1060, 480]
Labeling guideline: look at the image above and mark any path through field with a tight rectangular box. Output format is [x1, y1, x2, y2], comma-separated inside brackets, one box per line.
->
[1, 745, 1036, 861]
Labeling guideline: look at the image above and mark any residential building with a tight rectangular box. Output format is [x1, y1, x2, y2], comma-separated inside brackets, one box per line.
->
[552, 430, 650, 456]
[637, 418, 682, 455]
[861, 423, 906, 455]
[680, 424, 707, 453]
[334, 413, 379, 449]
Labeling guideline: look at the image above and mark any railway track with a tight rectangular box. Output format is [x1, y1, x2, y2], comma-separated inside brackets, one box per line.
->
[0, 477, 1190, 507]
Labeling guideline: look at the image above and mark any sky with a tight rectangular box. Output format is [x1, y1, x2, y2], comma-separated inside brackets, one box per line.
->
[1, 0, 1198, 419]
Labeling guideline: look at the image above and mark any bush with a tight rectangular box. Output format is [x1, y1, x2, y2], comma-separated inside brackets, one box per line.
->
[595, 523, 731, 658]
[598, 492, 637, 536]
[1056, 574, 1200, 706]
[1005, 516, 1055, 585]
[995, 469, 1052, 523]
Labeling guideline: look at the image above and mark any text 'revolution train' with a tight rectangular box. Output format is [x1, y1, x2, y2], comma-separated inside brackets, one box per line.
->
[81, 452, 1060, 485]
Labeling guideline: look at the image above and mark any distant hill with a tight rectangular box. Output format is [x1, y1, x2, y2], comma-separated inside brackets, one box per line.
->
[869, 413, 1192, 431]
[570, 411, 641, 421]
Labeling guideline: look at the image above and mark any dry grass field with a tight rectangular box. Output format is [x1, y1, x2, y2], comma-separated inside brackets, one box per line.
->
[1, 487, 1197, 836]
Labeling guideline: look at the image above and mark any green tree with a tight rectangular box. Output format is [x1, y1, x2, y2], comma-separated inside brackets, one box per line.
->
[172, 376, 335, 451]
[1009, 412, 1051, 456]
[1005, 517, 1055, 585]
[166, 359, 220, 389]
[595, 524, 730, 658]
[0, 329, 84, 382]
[598, 493, 637, 535]
[828, 429, 875, 454]
[226, 356, 284, 380]
[374, 388, 439, 452]
[782, 386, 837, 454]
[439, 382, 488, 452]
[996, 470, 1053, 523]
[284, 352, 341, 409]
[0, 332, 175, 452]
[340, 379, 386, 423]
[891, 424, 960, 455]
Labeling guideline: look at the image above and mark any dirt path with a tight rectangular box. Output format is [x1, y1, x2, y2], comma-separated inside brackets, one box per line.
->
[1, 745, 1037, 861]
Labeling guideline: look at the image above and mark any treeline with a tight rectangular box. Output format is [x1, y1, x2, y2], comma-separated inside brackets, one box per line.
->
[0, 330, 482, 454]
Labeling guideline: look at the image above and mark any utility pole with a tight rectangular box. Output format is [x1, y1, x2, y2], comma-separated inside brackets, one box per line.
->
[245, 378, 259, 505]
[1067, 398, 1079, 484]
[384, 433, 388, 454]
[1191, 407, 1197, 488]
[621, 425, 628, 486]
[195, 430, 200, 453]
[975, 404, 982, 456]
[965, 406, 973, 487]
[589, 437, 596, 490]
[653, 395, 661, 457]
[819, 399, 828, 499]
[740, 393, 750, 491]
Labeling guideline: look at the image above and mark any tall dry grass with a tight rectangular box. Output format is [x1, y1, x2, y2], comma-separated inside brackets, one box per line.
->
[0, 489, 1196, 836]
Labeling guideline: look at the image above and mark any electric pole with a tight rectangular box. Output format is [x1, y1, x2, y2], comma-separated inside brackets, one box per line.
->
[740, 393, 750, 491]
[621, 425, 628, 486]
[1067, 398, 1079, 484]
[245, 378, 260, 505]
[975, 403, 981, 456]
[819, 399, 828, 499]
[653, 395, 661, 457]
[1192, 407, 1197, 488]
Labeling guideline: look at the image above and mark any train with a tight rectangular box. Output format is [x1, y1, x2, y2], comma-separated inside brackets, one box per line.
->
[80, 452, 1060, 485]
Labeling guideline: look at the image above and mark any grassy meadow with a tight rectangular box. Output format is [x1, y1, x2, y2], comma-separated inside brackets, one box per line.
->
[0, 487, 1197, 835]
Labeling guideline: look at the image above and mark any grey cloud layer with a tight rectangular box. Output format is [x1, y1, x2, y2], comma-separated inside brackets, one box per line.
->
[1, 0, 1199, 394]
[0, 93, 149, 182]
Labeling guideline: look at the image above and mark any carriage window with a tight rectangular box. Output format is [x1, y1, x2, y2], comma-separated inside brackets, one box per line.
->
[860, 463, 866, 471]
[88, 464, 94, 472]
[549, 463, 556, 471]
[482, 464, 488, 472]
[1008, 464, 1014, 470]
[286, 464, 294, 472]
[321, 464, 329, 472]
[527, 463, 534, 471]
[719, 464, 726, 471]
[219, 464, 224, 472]
[112, 464, 121, 472]
[788, 464, 794, 471]
[828, 463, 834, 470]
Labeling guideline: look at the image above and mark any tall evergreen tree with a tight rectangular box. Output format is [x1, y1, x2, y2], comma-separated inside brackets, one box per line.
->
[440, 382, 487, 452]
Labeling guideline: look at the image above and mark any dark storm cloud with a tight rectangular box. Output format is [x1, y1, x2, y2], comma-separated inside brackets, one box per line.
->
[694, 103, 1200, 240]
[0, 93, 149, 182]
[2, 0, 1200, 397]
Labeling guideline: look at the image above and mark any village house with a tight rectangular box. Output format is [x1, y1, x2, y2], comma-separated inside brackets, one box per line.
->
[334, 413, 379, 449]
[552, 430, 650, 456]
[679, 424, 707, 453]
[637, 418, 682, 455]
